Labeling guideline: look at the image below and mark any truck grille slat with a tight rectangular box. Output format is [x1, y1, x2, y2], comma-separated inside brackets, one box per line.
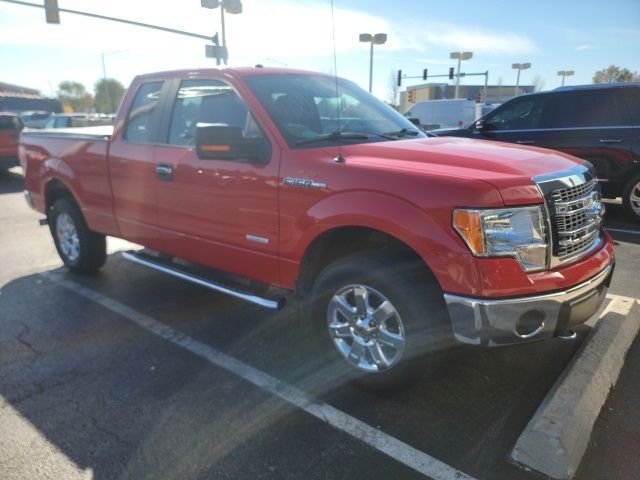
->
[534, 166, 604, 267]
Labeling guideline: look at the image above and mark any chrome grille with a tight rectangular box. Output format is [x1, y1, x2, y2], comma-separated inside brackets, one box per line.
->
[534, 165, 604, 267]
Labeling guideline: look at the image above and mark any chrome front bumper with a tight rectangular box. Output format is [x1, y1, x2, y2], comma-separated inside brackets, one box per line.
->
[444, 262, 614, 347]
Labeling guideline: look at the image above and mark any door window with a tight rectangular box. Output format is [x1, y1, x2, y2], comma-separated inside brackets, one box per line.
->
[540, 92, 629, 128]
[124, 81, 164, 143]
[482, 97, 544, 130]
[167, 79, 261, 146]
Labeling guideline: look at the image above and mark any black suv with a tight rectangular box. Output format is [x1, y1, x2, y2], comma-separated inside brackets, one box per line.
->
[433, 83, 640, 220]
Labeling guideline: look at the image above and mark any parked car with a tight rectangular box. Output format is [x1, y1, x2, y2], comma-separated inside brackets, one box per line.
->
[20, 68, 614, 387]
[0, 112, 24, 171]
[44, 113, 115, 129]
[432, 83, 640, 220]
[405, 99, 476, 130]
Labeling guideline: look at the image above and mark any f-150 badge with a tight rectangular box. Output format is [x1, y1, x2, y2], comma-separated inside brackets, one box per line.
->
[283, 177, 327, 189]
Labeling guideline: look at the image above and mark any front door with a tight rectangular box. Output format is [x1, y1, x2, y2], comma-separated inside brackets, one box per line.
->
[153, 78, 280, 286]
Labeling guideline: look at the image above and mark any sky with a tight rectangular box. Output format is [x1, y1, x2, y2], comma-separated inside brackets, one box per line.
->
[0, 0, 639, 103]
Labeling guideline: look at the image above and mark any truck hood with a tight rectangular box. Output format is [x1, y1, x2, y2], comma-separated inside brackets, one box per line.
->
[340, 137, 587, 205]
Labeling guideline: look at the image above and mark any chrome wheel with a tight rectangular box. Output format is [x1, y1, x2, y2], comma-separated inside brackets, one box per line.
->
[630, 180, 640, 216]
[55, 213, 80, 262]
[327, 284, 405, 373]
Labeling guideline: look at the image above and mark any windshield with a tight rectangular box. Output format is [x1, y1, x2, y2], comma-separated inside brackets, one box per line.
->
[244, 74, 425, 148]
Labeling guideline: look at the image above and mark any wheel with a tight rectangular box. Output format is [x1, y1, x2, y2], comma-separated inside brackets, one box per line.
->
[622, 174, 640, 222]
[49, 197, 107, 273]
[310, 250, 451, 389]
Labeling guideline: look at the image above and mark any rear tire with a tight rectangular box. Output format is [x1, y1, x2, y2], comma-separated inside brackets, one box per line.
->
[49, 197, 107, 274]
[310, 250, 452, 389]
[622, 174, 640, 222]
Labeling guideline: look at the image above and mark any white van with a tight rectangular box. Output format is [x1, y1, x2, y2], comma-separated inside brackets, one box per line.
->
[405, 99, 476, 130]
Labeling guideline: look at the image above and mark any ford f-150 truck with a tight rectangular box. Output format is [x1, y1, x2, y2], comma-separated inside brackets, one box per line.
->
[20, 67, 615, 386]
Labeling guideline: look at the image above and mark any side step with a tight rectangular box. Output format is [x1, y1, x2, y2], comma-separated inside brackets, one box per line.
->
[121, 250, 285, 310]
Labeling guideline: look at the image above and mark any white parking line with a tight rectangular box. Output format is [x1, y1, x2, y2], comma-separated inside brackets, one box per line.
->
[606, 227, 640, 235]
[41, 272, 475, 480]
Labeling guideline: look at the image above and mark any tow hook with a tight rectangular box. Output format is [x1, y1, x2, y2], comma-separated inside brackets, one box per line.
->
[38, 218, 48, 226]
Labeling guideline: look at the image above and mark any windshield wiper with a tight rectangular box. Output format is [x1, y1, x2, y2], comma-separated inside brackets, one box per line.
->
[381, 128, 422, 138]
[296, 131, 370, 146]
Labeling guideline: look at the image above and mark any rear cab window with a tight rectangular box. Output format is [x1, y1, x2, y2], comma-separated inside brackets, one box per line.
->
[0, 115, 23, 130]
[124, 81, 164, 143]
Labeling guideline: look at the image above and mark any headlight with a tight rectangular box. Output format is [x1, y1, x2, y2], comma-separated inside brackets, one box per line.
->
[453, 206, 548, 272]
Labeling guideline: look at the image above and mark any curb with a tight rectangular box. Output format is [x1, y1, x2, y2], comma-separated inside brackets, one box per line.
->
[511, 296, 639, 479]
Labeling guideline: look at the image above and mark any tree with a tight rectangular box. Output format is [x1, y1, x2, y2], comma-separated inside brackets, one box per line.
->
[593, 65, 640, 84]
[94, 78, 126, 114]
[387, 69, 400, 109]
[57, 81, 93, 112]
[532, 75, 546, 92]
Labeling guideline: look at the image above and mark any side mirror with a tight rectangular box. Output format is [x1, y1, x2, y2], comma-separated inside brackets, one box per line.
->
[195, 124, 263, 162]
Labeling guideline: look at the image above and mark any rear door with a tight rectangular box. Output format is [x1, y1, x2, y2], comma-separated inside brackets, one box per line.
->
[152, 77, 280, 285]
[108, 79, 169, 247]
[534, 90, 635, 198]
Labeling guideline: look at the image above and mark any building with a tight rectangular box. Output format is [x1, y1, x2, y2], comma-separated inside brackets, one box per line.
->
[400, 83, 535, 113]
[0, 81, 61, 113]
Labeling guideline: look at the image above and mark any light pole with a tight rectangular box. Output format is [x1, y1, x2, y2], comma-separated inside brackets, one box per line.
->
[450, 51, 473, 99]
[101, 49, 127, 113]
[359, 33, 387, 93]
[512, 62, 531, 96]
[267, 58, 287, 68]
[201, 0, 243, 64]
[557, 70, 574, 86]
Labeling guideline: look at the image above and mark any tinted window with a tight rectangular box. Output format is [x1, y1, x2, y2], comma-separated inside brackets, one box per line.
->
[540, 92, 628, 128]
[168, 79, 258, 146]
[54, 117, 70, 128]
[616, 89, 640, 125]
[0, 116, 22, 130]
[482, 97, 545, 130]
[124, 81, 163, 143]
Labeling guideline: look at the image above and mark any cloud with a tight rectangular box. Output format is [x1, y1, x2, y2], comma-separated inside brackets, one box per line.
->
[576, 44, 593, 51]
[418, 24, 538, 55]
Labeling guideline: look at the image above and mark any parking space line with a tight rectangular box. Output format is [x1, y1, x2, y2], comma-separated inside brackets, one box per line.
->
[41, 272, 475, 480]
[606, 227, 640, 235]
[606, 293, 640, 305]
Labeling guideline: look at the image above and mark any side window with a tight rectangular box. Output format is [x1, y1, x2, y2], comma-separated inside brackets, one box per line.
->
[168, 79, 259, 146]
[540, 92, 628, 128]
[615, 90, 639, 126]
[55, 117, 69, 128]
[483, 98, 544, 130]
[0, 116, 21, 130]
[124, 81, 163, 143]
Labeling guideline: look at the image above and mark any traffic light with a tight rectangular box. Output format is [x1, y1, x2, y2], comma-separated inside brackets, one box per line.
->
[449, 67, 455, 80]
[407, 90, 415, 103]
[397, 70, 402, 87]
[44, 0, 60, 24]
[422, 69, 428, 81]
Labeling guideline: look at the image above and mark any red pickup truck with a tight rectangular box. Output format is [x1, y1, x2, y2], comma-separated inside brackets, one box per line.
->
[21, 67, 614, 386]
[0, 112, 23, 171]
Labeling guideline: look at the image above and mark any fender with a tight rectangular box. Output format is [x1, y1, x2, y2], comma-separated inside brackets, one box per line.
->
[281, 190, 484, 295]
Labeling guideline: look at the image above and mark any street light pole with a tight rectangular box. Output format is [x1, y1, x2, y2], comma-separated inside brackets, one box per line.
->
[100, 49, 127, 113]
[512, 62, 531, 96]
[201, 0, 242, 64]
[450, 51, 473, 99]
[359, 33, 387, 93]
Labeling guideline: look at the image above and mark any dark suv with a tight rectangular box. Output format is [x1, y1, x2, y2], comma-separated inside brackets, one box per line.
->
[433, 83, 640, 220]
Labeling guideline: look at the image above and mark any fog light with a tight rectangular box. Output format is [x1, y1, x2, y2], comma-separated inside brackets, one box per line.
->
[515, 309, 546, 338]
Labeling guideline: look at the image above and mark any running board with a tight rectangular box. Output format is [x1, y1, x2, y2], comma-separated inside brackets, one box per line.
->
[121, 251, 284, 310]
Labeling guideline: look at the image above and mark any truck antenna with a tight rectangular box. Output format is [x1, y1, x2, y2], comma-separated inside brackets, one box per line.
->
[330, 0, 345, 163]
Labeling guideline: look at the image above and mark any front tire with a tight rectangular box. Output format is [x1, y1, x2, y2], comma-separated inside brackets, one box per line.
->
[311, 250, 451, 389]
[622, 174, 640, 222]
[49, 197, 107, 274]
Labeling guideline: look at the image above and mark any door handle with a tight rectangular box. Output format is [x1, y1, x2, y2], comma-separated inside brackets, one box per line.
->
[599, 139, 622, 144]
[516, 140, 535, 145]
[156, 163, 173, 181]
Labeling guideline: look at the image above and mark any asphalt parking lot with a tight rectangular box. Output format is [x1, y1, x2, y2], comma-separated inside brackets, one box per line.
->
[1, 166, 639, 480]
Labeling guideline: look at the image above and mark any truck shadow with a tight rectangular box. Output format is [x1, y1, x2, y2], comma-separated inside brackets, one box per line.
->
[0, 255, 591, 479]
[0, 167, 24, 195]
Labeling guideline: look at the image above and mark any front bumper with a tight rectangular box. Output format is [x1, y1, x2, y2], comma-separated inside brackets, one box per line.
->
[444, 262, 614, 346]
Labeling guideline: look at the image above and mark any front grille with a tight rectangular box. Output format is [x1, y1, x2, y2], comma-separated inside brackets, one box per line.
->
[534, 166, 604, 266]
